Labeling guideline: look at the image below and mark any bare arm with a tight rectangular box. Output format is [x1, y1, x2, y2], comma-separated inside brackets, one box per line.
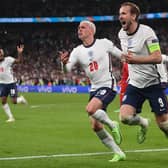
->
[124, 50, 162, 64]
[14, 44, 24, 63]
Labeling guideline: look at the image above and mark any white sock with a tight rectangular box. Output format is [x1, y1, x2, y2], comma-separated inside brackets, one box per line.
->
[96, 128, 124, 155]
[17, 96, 23, 104]
[2, 103, 14, 119]
[121, 114, 148, 128]
[91, 109, 115, 129]
[130, 115, 148, 127]
[139, 116, 149, 128]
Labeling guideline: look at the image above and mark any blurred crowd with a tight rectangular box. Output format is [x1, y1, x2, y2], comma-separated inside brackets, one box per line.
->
[0, 0, 168, 17]
[0, 0, 167, 86]
[0, 19, 166, 86]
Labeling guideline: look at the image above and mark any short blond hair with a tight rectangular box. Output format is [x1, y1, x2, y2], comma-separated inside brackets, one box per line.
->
[80, 20, 96, 35]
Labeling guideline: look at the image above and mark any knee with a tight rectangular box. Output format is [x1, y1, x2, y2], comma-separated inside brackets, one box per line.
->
[12, 100, 17, 104]
[86, 105, 95, 115]
[119, 113, 133, 125]
[158, 120, 168, 135]
[119, 108, 129, 124]
[11, 98, 17, 104]
[2, 100, 7, 105]
[120, 105, 135, 124]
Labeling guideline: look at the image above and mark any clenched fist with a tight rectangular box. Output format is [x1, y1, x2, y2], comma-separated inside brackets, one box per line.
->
[59, 51, 69, 65]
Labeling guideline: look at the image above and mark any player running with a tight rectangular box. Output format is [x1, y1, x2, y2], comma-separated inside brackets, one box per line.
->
[60, 20, 126, 162]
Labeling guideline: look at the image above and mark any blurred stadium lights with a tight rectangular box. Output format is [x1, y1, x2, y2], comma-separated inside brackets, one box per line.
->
[0, 12, 167, 23]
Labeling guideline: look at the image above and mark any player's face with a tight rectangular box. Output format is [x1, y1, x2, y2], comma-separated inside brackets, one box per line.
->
[119, 6, 134, 31]
[77, 23, 92, 41]
[0, 49, 4, 61]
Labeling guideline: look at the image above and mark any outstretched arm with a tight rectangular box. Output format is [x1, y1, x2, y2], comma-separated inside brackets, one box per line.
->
[14, 44, 24, 63]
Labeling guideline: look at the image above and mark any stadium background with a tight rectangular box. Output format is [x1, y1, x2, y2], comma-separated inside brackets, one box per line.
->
[0, 1, 168, 168]
[0, 0, 168, 93]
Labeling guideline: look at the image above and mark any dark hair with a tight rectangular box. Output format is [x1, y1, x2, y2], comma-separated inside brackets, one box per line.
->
[120, 2, 140, 21]
[0, 44, 3, 49]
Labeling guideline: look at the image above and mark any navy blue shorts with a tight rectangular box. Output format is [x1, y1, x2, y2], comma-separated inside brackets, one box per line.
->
[89, 87, 117, 111]
[0, 83, 18, 98]
[122, 84, 168, 115]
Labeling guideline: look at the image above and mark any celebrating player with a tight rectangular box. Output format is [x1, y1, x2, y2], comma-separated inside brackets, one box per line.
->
[59, 20, 126, 162]
[0, 45, 27, 122]
[118, 2, 168, 143]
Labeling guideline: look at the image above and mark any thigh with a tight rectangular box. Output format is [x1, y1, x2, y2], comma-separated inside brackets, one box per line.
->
[89, 87, 116, 111]
[137, 96, 146, 113]
[122, 84, 144, 113]
[9, 83, 18, 98]
[0, 84, 9, 97]
[146, 85, 168, 115]
[87, 97, 103, 113]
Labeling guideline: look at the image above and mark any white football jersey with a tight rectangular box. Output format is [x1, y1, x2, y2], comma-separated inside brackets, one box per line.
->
[0, 56, 16, 84]
[66, 38, 122, 91]
[157, 54, 168, 83]
[118, 24, 161, 88]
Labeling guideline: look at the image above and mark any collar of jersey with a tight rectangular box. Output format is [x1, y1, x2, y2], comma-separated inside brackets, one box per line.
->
[83, 39, 96, 48]
[127, 23, 140, 36]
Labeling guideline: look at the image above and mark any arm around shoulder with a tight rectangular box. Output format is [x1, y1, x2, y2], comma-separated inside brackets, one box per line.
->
[105, 38, 123, 59]
[125, 50, 162, 64]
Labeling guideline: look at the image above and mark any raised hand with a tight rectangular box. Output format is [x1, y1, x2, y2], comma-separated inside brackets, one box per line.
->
[17, 44, 24, 54]
[59, 51, 69, 65]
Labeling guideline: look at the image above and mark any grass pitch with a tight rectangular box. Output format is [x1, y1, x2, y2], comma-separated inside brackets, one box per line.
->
[0, 93, 167, 168]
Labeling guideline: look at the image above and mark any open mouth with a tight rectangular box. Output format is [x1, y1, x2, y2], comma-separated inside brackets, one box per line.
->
[121, 21, 126, 26]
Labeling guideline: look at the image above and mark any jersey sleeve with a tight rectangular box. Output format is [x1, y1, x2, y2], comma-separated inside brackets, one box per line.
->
[104, 38, 122, 58]
[145, 27, 161, 53]
[161, 54, 168, 63]
[66, 48, 79, 72]
[6, 56, 15, 66]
